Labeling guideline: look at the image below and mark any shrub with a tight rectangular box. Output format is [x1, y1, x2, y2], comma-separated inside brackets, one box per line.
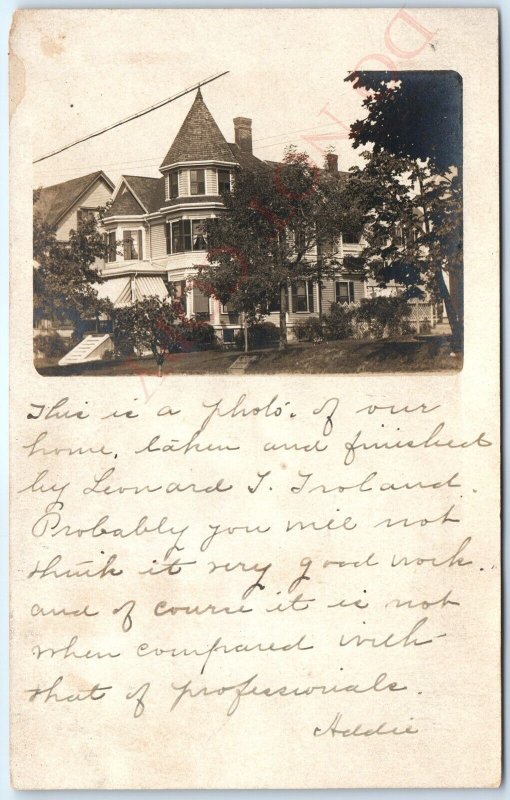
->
[353, 296, 411, 339]
[177, 320, 218, 351]
[235, 321, 279, 350]
[323, 303, 355, 340]
[293, 318, 324, 342]
[33, 332, 68, 359]
[101, 349, 115, 361]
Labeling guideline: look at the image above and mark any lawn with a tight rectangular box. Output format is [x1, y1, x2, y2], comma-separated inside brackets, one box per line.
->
[36, 335, 462, 376]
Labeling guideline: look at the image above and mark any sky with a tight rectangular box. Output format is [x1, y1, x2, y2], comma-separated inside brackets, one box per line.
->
[9, 8, 448, 191]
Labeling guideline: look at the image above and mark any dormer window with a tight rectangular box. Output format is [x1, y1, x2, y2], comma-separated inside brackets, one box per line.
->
[123, 229, 143, 260]
[190, 168, 206, 196]
[169, 171, 179, 199]
[218, 169, 231, 194]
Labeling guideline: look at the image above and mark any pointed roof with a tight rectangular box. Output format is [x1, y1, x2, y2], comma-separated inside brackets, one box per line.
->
[33, 170, 114, 228]
[160, 88, 236, 169]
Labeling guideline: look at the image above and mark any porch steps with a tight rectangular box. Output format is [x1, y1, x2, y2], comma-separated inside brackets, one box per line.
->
[58, 334, 113, 366]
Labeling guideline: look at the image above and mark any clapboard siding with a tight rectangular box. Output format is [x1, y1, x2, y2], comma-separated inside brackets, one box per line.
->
[56, 178, 113, 240]
[178, 170, 189, 196]
[206, 168, 217, 194]
[151, 223, 167, 258]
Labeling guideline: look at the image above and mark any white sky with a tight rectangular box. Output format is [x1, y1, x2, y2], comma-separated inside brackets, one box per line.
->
[11, 8, 445, 189]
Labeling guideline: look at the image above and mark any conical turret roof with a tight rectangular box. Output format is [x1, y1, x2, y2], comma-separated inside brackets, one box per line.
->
[160, 88, 236, 169]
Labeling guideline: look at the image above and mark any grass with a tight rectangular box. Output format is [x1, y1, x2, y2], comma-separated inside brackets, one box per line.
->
[36, 334, 462, 376]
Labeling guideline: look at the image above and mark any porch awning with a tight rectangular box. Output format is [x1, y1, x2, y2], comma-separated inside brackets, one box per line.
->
[93, 277, 131, 308]
[134, 276, 169, 302]
[93, 276, 169, 308]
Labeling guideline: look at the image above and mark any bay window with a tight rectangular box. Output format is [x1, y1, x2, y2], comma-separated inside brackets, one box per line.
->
[169, 170, 179, 199]
[123, 229, 143, 260]
[190, 168, 206, 195]
[166, 219, 208, 253]
[218, 169, 231, 194]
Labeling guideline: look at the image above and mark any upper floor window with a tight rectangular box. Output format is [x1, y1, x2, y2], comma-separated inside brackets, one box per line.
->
[167, 219, 208, 253]
[190, 169, 206, 196]
[218, 169, 231, 194]
[77, 208, 96, 229]
[169, 171, 179, 199]
[342, 232, 359, 244]
[123, 229, 143, 260]
[104, 231, 117, 262]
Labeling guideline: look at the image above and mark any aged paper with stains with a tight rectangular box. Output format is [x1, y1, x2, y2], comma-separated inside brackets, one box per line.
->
[9, 8, 500, 789]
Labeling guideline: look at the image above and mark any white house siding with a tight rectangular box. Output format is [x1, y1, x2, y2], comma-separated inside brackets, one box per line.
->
[150, 223, 167, 259]
[206, 168, 217, 194]
[321, 275, 365, 311]
[55, 179, 113, 240]
[178, 170, 188, 196]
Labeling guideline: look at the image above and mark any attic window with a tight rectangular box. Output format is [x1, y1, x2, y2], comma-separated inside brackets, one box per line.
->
[190, 169, 206, 196]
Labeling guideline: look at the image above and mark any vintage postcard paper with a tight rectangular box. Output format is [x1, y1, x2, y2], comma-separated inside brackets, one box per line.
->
[9, 8, 500, 788]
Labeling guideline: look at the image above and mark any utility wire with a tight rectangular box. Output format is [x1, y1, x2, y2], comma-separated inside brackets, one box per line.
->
[32, 71, 229, 165]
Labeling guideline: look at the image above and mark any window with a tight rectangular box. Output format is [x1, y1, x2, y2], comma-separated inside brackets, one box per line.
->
[190, 169, 206, 195]
[342, 232, 359, 244]
[169, 171, 179, 199]
[335, 280, 355, 304]
[167, 219, 208, 253]
[218, 169, 231, 194]
[77, 208, 96, 229]
[104, 231, 117, 262]
[192, 220, 207, 251]
[123, 229, 143, 260]
[171, 220, 192, 253]
[291, 281, 315, 313]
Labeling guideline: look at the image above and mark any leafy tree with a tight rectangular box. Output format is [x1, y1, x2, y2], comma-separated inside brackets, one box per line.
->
[196, 148, 363, 349]
[346, 70, 462, 173]
[348, 151, 463, 347]
[111, 296, 178, 376]
[345, 71, 463, 350]
[33, 193, 114, 333]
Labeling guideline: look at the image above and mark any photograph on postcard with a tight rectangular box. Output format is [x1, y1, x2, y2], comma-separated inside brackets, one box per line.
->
[31, 26, 463, 377]
[10, 8, 499, 791]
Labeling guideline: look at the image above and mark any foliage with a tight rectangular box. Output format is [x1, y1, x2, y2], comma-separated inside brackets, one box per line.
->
[234, 321, 279, 350]
[111, 297, 177, 362]
[293, 317, 325, 342]
[345, 71, 464, 350]
[353, 296, 411, 339]
[33, 332, 69, 359]
[323, 303, 355, 340]
[101, 349, 115, 361]
[197, 149, 365, 348]
[345, 71, 462, 173]
[175, 320, 218, 352]
[33, 196, 115, 332]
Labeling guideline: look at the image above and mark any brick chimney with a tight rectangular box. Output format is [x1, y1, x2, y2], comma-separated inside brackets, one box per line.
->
[233, 117, 252, 154]
[326, 152, 339, 173]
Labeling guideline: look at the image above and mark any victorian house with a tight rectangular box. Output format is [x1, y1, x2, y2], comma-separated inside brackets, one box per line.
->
[97, 87, 366, 343]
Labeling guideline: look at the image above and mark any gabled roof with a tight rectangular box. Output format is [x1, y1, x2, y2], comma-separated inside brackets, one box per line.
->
[106, 175, 165, 217]
[228, 143, 271, 172]
[160, 88, 236, 169]
[33, 170, 114, 228]
[124, 175, 165, 213]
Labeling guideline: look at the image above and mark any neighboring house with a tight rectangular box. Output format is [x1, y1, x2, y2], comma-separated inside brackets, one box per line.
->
[33, 170, 115, 339]
[34, 169, 114, 243]
[99, 88, 367, 341]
